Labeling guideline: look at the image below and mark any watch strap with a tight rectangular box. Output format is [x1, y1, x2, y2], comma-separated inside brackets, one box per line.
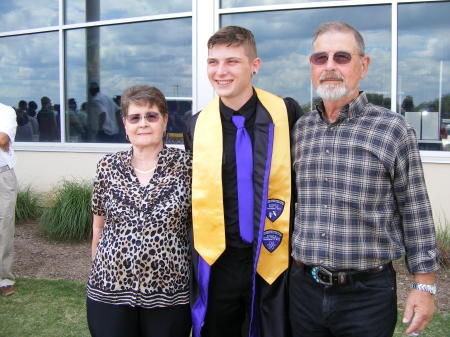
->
[411, 282, 437, 295]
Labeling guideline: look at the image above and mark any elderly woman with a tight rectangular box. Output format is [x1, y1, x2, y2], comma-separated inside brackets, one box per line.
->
[86, 85, 192, 337]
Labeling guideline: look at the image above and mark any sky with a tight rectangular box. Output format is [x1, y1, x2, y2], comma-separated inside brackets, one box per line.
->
[0, 0, 448, 114]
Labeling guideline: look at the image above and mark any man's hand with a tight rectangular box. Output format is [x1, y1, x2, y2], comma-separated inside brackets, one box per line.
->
[0, 132, 10, 152]
[402, 283, 435, 335]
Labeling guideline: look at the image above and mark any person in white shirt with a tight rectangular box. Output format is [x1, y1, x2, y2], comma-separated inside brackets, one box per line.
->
[0, 103, 18, 296]
[89, 82, 121, 142]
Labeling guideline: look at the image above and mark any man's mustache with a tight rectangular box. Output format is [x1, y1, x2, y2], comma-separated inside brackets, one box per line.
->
[319, 72, 344, 82]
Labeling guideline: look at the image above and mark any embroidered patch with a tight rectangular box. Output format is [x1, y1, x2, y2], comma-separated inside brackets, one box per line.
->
[262, 230, 282, 253]
[266, 199, 285, 222]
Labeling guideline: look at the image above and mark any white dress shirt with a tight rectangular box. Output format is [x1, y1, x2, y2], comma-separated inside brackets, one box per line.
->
[0, 103, 17, 168]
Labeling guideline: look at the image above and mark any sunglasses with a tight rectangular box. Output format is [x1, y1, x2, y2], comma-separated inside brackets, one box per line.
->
[125, 112, 161, 124]
[310, 51, 360, 65]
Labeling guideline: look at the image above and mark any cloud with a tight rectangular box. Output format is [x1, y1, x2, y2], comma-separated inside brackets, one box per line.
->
[0, 0, 58, 32]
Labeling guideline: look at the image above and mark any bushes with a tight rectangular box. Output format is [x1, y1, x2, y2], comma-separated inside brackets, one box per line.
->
[15, 186, 42, 224]
[39, 180, 93, 241]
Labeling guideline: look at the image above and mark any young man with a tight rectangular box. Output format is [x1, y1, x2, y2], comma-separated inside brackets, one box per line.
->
[184, 26, 302, 337]
[290, 22, 439, 337]
[0, 102, 18, 296]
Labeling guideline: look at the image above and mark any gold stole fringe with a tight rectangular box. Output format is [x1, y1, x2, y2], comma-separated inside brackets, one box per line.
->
[192, 88, 291, 284]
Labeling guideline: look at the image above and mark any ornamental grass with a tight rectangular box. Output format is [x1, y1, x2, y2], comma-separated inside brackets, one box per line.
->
[15, 186, 42, 224]
[39, 180, 92, 241]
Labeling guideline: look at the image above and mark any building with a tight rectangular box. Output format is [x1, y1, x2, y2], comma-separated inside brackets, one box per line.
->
[1, 0, 449, 223]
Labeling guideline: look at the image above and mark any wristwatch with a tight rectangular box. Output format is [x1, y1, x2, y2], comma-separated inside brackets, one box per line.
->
[411, 282, 437, 295]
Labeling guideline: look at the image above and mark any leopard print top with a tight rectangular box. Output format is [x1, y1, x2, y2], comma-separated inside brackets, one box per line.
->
[87, 146, 191, 308]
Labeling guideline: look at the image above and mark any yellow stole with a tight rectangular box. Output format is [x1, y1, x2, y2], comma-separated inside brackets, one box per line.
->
[192, 88, 291, 285]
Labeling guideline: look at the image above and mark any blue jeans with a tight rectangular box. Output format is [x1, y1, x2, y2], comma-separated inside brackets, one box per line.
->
[289, 262, 397, 337]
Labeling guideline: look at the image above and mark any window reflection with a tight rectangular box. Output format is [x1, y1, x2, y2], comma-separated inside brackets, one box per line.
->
[398, 2, 450, 151]
[65, 19, 192, 143]
[221, 0, 351, 8]
[0, 0, 58, 32]
[221, 5, 391, 111]
[66, 0, 191, 24]
[0, 32, 60, 142]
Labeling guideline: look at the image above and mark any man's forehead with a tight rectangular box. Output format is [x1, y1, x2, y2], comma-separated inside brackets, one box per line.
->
[313, 31, 357, 51]
[208, 43, 251, 57]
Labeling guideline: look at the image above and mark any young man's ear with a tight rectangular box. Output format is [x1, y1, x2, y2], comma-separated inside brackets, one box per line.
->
[252, 57, 261, 76]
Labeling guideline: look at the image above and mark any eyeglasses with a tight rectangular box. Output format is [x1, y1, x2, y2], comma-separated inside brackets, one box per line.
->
[310, 51, 361, 65]
[125, 112, 161, 124]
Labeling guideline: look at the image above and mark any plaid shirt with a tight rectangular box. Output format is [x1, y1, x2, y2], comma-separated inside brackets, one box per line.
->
[292, 92, 439, 274]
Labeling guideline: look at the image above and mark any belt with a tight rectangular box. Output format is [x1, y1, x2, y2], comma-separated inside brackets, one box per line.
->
[295, 261, 390, 286]
[0, 165, 10, 173]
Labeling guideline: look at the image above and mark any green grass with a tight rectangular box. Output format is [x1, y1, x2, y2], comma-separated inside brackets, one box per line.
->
[39, 180, 93, 241]
[1, 278, 448, 337]
[0, 278, 89, 337]
[394, 310, 450, 336]
[15, 186, 42, 224]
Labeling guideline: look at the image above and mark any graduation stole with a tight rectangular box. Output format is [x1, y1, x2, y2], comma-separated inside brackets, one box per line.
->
[192, 88, 291, 285]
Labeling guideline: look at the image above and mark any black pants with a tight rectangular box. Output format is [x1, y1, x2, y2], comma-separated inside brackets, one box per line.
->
[202, 247, 253, 337]
[86, 298, 191, 337]
[289, 262, 397, 337]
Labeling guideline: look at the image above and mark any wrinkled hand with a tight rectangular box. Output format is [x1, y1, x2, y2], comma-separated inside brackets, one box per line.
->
[0, 133, 10, 152]
[402, 289, 435, 335]
[0, 143, 9, 152]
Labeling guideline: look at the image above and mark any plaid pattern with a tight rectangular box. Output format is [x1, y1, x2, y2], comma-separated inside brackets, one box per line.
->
[292, 92, 439, 274]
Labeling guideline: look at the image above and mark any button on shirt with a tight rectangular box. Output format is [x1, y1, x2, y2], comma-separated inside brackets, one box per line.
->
[292, 92, 439, 274]
[0, 103, 17, 168]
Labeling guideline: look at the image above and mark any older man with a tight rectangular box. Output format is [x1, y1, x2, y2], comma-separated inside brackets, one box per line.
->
[290, 22, 439, 337]
[0, 102, 18, 296]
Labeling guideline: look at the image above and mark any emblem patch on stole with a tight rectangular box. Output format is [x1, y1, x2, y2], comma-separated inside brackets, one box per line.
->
[266, 199, 285, 222]
[262, 230, 283, 253]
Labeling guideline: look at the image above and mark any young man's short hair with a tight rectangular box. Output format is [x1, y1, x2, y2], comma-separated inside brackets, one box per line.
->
[207, 25, 257, 60]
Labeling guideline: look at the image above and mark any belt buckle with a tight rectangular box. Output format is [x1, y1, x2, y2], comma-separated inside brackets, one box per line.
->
[311, 266, 333, 285]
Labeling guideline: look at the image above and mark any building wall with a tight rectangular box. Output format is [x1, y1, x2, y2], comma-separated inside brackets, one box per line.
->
[14, 150, 450, 226]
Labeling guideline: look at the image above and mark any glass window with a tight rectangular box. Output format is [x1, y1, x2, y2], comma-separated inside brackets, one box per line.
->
[65, 18, 192, 143]
[0, 32, 60, 142]
[0, 0, 58, 32]
[221, 0, 352, 9]
[398, 2, 450, 151]
[221, 5, 391, 112]
[66, 0, 191, 24]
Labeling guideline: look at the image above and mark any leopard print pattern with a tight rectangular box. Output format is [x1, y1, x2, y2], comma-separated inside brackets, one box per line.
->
[87, 146, 191, 308]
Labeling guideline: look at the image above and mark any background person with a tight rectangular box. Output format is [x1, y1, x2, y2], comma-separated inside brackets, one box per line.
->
[88, 82, 121, 142]
[0, 103, 18, 296]
[290, 22, 439, 337]
[37, 96, 59, 141]
[184, 26, 302, 337]
[87, 85, 192, 337]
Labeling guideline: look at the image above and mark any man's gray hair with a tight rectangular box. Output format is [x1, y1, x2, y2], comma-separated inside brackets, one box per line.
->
[312, 22, 365, 56]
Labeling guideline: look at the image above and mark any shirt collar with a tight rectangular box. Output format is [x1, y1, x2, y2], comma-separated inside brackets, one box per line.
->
[316, 91, 368, 123]
[124, 145, 169, 170]
[220, 90, 257, 121]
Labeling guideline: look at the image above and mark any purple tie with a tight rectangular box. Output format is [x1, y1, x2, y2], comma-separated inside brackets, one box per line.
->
[232, 115, 254, 243]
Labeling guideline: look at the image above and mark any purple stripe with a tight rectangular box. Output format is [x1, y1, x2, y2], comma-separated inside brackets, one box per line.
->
[249, 123, 274, 337]
[192, 256, 211, 337]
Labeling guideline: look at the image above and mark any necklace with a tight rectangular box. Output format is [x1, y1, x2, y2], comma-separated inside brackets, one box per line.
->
[133, 165, 156, 174]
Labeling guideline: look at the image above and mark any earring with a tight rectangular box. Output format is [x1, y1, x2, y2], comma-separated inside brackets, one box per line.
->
[252, 71, 256, 75]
